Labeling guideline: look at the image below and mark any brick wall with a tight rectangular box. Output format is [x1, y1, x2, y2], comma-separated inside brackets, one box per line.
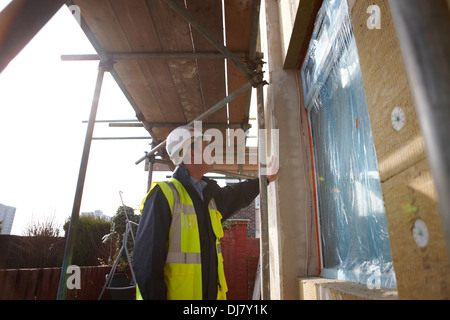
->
[221, 220, 260, 300]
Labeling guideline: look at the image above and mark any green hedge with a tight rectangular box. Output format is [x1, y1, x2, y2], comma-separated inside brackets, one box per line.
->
[63, 215, 113, 266]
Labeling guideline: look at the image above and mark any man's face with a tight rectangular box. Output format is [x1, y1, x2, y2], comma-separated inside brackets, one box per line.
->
[201, 139, 215, 166]
[199, 140, 214, 172]
[188, 139, 214, 172]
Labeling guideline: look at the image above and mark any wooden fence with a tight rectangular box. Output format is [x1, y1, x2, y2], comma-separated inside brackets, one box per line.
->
[0, 221, 259, 300]
[0, 266, 112, 300]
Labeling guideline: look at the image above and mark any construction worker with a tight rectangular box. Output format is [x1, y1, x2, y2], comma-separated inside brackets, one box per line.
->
[133, 125, 278, 300]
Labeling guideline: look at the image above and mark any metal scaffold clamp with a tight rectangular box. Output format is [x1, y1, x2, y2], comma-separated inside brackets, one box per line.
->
[98, 59, 115, 72]
[247, 58, 268, 88]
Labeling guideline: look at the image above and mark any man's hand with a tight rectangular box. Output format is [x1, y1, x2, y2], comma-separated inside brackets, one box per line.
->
[266, 155, 279, 183]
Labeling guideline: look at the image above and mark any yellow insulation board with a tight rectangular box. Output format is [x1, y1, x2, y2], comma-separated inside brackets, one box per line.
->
[350, 0, 450, 299]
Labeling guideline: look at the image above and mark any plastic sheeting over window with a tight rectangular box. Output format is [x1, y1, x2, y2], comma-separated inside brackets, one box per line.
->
[301, 0, 396, 288]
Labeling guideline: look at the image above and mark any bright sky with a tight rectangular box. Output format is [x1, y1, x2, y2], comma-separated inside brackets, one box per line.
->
[0, 4, 169, 234]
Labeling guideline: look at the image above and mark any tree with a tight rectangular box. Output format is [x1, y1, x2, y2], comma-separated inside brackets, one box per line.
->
[63, 214, 112, 266]
[105, 206, 140, 272]
[21, 216, 62, 268]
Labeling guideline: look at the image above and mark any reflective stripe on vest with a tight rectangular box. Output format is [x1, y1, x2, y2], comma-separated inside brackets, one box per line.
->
[207, 194, 227, 299]
[137, 178, 227, 300]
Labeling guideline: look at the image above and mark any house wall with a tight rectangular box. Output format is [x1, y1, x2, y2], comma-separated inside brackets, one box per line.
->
[349, 0, 450, 299]
[272, 0, 450, 299]
[261, 0, 319, 300]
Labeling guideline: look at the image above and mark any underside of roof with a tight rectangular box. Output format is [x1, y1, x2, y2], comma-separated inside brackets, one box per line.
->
[70, 0, 260, 176]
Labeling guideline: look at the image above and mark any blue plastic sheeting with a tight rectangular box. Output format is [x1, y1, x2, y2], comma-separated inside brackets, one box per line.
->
[301, 0, 396, 288]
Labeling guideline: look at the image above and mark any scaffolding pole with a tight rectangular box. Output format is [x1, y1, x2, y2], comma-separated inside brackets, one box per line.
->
[256, 81, 270, 300]
[146, 142, 156, 192]
[56, 62, 108, 300]
[389, 0, 450, 257]
[61, 52, 249, 61]
[248, 0, 271, 300]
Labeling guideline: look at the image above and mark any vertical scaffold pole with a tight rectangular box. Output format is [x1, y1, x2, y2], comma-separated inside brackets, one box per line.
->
[56, 62, 108, 300]
[256, 81, 270, 300]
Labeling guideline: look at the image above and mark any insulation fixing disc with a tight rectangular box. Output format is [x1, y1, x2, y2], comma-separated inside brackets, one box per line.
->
[412, 219, 429, 248]
[391, 106, 405, 131]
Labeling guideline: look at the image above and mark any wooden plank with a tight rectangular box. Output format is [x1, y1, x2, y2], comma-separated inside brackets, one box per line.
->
[74, 0, 130, 52]
[146, 0, 204, 123]
[0, 269, 40, 300]
[227, 62, 249, 124]
[74, 0, 256, 149]
[48, 268, 61, 300]
[24, 269, 40, 300]
[113, 61, 164, 123]
[35, 268, 60, 300]
[110, 0, 186, 125]
[224, 0, 254, 124]
[0, 270, 8, 299]
[138, 60, 187, 122]
[187, 0, 227, 124]
[224, 0, 253, 52]
[109, 0, 161, 52]
[77, 0, 183, 140]
[76, 0, 169, 136]
[0, 269, 18, 300]
[15, 269, 30, 299]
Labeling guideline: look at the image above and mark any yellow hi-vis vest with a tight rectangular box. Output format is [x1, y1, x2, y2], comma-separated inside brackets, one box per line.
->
[136, 178, 228, 300]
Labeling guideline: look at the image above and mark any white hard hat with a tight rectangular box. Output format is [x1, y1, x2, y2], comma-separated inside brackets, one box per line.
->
[166, 125, 202, 165]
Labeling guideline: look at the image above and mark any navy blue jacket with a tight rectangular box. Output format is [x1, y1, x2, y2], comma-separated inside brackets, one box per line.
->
[133, 164, 260, 300]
